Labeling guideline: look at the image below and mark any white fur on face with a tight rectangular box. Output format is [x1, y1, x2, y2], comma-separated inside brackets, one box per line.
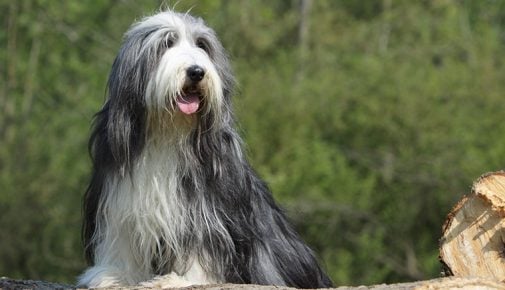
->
[148, 42, 223, 114]
[141, 14, 224, 119]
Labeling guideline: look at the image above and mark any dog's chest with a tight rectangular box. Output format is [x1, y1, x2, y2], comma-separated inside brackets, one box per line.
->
[127, 145, 186, 217]
[107, 143, 190, 243]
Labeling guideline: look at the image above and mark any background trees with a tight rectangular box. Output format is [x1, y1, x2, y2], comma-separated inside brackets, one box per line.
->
[1, 0, 505, 286]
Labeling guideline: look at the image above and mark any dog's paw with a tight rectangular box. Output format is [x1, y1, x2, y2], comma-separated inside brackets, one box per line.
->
[140, 272, 195, 289]
[77, 265, 123, 288]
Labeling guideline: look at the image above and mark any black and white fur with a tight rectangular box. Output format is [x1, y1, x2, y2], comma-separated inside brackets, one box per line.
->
[79, 10, 332, 288]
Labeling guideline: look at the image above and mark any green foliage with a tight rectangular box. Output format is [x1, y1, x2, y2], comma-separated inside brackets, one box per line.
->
[2, 0, 505, 286]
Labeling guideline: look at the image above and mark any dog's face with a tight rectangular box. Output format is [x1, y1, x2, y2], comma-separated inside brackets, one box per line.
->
[140, 13, 224, 118]
[107, 11, 234, 132]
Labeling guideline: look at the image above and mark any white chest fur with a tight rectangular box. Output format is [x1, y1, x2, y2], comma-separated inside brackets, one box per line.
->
[88, 139, 217, 286]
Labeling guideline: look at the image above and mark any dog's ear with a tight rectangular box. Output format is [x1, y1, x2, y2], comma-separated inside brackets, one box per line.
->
[103, 43, 148, 171]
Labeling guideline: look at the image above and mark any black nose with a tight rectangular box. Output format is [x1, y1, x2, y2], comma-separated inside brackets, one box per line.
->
[187, 65, 205, 82]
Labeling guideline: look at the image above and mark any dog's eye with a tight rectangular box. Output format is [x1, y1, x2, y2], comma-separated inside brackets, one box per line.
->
[196, 38, 210, 53]
[161, 32, 177, 50]
[164, 38, 174, 49]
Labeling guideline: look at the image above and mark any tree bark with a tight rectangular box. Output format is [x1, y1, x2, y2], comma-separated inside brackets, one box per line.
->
[440, 171, 505, 282]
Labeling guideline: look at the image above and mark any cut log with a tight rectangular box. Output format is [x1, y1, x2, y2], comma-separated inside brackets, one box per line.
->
[440, 171, 505, 282]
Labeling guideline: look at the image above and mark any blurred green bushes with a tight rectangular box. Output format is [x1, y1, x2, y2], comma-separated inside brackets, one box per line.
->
[1, 0, 505, 286]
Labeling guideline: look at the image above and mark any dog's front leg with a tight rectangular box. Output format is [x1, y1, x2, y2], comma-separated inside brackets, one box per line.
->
[78, 259, 152, 288]
[78, 234, 151, 287]
[77, 264, 127, 288]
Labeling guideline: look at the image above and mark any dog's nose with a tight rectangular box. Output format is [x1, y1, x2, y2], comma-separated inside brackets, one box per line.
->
[187, 65, 205, 82]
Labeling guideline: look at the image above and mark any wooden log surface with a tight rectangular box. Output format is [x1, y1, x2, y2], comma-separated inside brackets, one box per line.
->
[440, 171, 505, 282]
[1, 276, 505, 290]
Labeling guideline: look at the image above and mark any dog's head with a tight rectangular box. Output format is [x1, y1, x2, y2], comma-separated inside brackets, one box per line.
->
[105, 11, 234, 133]
[88, 10, 237, 174]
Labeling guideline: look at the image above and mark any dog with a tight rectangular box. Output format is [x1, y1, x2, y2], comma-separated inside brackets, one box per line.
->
[78, 10, 333, 288]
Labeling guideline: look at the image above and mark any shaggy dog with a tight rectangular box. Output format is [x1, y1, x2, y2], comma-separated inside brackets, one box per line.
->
[78, 10, 333, 288]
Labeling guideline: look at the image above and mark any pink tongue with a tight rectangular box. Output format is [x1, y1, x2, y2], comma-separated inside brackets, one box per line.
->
[177, 95, 200, 115]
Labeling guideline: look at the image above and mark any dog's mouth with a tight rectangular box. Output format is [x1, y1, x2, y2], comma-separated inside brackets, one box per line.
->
[176, 87, 202, 115]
